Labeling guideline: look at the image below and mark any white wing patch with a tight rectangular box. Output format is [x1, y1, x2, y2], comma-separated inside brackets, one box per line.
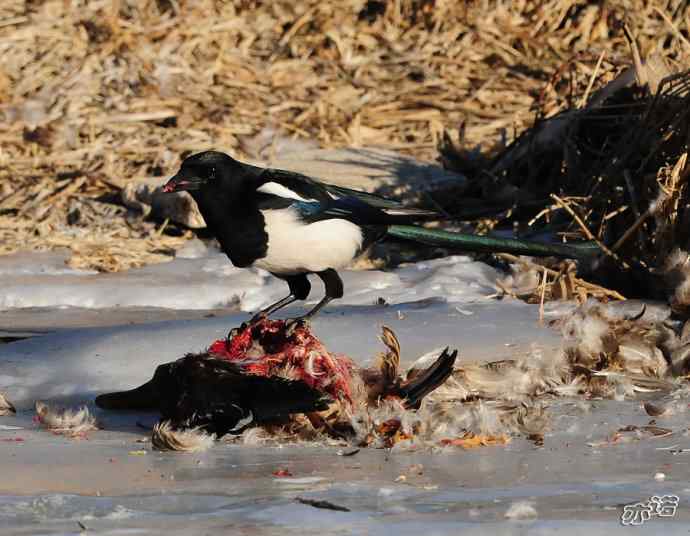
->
[257, 181, 316, 202]
[383, 207, 437, 216]
[253, 208, 363, 274]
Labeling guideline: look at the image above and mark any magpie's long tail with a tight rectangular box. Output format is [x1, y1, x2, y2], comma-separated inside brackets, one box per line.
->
[387, 225, 598, 260]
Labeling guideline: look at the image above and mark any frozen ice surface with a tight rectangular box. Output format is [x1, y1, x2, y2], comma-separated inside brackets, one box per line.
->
[0, 399, 689, 535]
[0, 301, 558, 408]
[1, 250, 689, 534]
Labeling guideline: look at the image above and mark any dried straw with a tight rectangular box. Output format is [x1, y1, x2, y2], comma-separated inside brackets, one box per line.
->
[1, 1, 688, 272]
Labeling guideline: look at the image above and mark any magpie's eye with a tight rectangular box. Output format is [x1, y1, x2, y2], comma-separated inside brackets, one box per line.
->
[208, 167, 216, 181]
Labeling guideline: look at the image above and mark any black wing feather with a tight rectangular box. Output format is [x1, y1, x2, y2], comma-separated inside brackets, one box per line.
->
[260, 168, 333, 202]
[96, 353, 330, 438]
[399, 348, 457, 409]
[321, 184, 405, 209]
[256, 168, 441, 225]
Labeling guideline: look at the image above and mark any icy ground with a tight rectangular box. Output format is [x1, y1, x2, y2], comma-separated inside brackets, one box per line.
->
[1, 248, 689, 534]
[0, 239, 501, 311]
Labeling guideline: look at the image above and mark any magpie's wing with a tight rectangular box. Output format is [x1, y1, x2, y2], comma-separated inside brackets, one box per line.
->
[257, 168, 334, 203]
[321, 184, 406, 209]
[323, 183, 440, 218]
[255, 168, 441, 224]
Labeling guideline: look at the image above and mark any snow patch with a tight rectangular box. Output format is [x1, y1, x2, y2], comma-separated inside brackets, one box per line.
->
[0, 248, 499, 311]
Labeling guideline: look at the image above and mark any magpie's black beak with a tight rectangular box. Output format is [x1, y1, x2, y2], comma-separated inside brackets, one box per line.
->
[162, 174, 203, 193]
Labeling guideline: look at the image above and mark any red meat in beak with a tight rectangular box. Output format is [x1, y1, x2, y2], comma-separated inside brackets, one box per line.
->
[162, 175, 186, 193]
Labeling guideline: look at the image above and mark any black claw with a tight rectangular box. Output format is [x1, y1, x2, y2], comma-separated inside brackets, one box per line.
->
[285, 317, 310, 335]
[227, 322, 249, 341]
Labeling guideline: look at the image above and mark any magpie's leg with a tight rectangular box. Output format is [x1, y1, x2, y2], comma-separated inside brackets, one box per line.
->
[249, 273, 311, 323]
[253, 295, 296, 320]
[292, 269, 344, 323]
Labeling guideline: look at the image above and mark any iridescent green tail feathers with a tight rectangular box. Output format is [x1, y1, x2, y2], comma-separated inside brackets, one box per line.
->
[387, 225, 598, 260]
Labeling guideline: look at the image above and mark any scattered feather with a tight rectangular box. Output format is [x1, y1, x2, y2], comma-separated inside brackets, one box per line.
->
[34, 401, 98, 436]
[644, 401, 670, 416]
[0, 393, 16, 416]
[505, 501, 538, 520]
[152, 421, 215, 453]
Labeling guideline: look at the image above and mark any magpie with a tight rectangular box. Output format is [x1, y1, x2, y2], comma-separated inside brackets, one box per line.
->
[163, 151, 594, 321]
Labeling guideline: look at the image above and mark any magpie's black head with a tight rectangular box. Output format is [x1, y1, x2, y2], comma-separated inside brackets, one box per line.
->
[163, 151, 250, 195]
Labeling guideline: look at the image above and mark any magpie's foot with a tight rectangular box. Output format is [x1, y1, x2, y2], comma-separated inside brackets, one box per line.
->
[227, 326, 242, 341]
[227, 313, 268, 340]
[285, 316, 310, 335]
[227, 321, 251, 341]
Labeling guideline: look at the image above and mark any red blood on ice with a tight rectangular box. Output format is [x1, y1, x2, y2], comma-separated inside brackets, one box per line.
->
[207, 319, 355, 402]
[272, 468, 293, 477]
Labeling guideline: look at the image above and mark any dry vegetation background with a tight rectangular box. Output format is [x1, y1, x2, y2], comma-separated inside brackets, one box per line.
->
[0, 0, 689, 273]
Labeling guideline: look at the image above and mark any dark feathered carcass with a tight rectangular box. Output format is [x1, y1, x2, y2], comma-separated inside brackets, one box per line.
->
[96, 319, 457, 446]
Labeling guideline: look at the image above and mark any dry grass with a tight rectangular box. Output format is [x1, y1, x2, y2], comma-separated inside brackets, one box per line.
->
[1, 1, 689, 271]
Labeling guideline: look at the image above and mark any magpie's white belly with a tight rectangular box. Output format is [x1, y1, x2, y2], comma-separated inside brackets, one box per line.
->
[252, 208, 364, 275]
